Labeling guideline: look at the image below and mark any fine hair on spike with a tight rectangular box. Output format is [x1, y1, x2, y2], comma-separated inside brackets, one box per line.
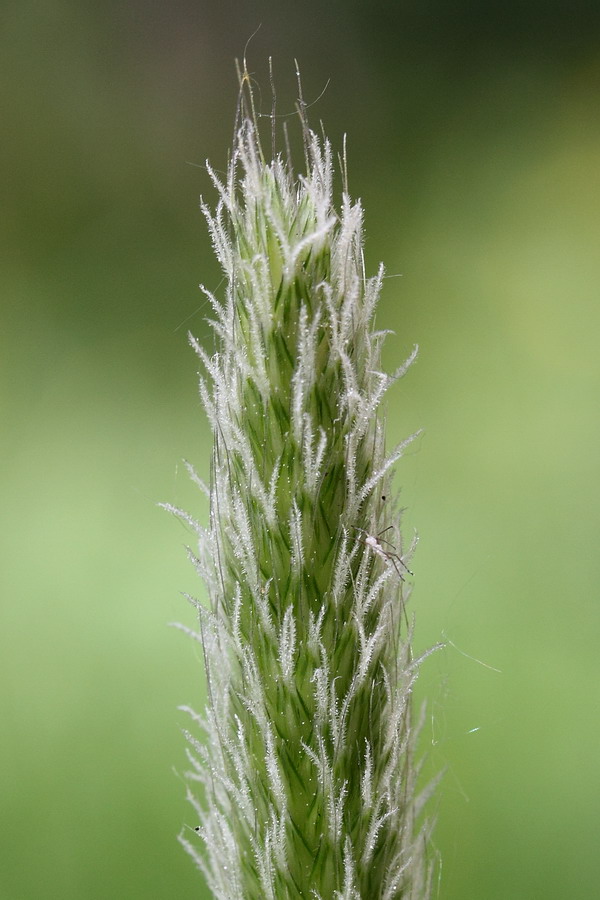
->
[168, 61, 439, 900]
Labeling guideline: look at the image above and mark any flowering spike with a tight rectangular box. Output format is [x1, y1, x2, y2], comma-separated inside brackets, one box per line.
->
[172, 81, 436, 899]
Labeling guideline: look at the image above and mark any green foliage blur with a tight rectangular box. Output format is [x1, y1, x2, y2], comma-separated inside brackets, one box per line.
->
[2, 2, 599, 898]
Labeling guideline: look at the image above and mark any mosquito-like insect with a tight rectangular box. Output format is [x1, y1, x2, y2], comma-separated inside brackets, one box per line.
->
[351, 525, 413, 580]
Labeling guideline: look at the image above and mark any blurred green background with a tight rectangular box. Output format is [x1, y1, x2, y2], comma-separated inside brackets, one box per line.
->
[2, 1, 600, 897]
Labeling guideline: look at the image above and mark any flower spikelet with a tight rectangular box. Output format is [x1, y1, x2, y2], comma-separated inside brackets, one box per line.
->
[175, 94, 436, 899]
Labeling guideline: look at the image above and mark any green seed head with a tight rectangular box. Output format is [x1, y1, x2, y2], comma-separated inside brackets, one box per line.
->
[172, 85, 437, 900]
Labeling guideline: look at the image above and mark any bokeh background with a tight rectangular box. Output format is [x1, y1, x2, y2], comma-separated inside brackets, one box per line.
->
[2, 1, 600, 898]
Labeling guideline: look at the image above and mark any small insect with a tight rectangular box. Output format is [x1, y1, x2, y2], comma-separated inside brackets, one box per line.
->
[351, 525, 413, 580]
